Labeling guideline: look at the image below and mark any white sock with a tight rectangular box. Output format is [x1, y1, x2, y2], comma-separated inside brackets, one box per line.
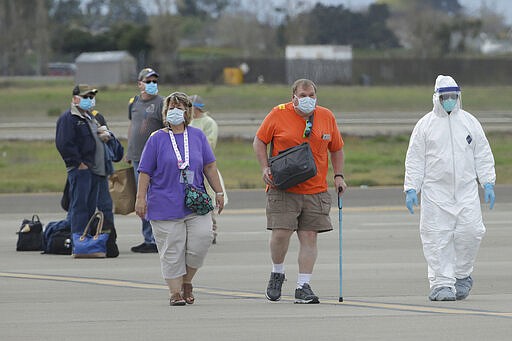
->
[272, 263, 285, 274]
[297, 273, 312, 288]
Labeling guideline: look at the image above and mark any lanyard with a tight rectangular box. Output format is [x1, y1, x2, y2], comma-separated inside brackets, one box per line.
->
[168, 128, 189, 169]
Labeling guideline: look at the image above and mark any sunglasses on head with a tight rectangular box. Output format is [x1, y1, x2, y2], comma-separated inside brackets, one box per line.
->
[303, 120, 313, 138]
[81, 95, 95, 99]
[143, 80, 158, 84]
[439, 93, 458, 101]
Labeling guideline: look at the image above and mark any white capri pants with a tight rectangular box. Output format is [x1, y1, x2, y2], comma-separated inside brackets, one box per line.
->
[151, 213, 213, 280]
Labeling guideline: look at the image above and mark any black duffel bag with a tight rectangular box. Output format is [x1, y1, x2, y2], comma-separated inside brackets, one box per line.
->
[42, 219, 72, 255]
[16, 215, 43, 251]
[269, 142, 317, 190]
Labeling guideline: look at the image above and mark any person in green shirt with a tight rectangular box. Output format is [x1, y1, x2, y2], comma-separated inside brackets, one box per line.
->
[189, 95, 227, 244]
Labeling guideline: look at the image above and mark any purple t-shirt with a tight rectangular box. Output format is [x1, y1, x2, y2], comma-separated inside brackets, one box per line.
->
[138, 127, 216, 220]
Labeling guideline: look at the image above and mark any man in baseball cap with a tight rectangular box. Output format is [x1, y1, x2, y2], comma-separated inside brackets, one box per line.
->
[138, 68, 159, 81]
[127, 68, 164, 253]
[56, 83, 106, 245]
[73, 84, 98, 97]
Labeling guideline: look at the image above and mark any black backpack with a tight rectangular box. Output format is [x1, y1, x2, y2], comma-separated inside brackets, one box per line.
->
[42, 219, 72, 255]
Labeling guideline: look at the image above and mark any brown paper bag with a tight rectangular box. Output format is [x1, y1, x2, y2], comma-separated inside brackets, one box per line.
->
[109, 167, 136, 215]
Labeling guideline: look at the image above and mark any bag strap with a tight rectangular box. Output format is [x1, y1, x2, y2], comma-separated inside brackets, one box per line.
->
[32, 214, 40, 223]
[269, 113, 314, 158]
[80, 211, 104, 238]
[128, 95, 139, 118]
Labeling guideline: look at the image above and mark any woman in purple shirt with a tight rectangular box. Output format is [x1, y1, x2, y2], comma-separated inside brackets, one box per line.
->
[135, 92, 224, 306]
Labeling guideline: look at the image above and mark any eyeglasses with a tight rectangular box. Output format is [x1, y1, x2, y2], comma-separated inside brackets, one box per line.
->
[143, 80, 158, 84]
[81, 95, 95, 99]
[303, 120, 313, 138]
[439, 93, 458, 101]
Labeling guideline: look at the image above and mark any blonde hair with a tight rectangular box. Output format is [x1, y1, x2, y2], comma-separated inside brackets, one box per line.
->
[162, 91, 193, 126]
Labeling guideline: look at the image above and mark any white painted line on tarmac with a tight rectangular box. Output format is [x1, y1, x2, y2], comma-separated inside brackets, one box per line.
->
[2, 272, 511, 318]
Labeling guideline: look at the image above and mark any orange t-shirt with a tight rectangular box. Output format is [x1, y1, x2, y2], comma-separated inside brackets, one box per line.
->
[256, 102, 344, 194]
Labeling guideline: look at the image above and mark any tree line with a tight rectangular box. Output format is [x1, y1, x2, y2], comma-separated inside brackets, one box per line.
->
[0, 0, 509, 76]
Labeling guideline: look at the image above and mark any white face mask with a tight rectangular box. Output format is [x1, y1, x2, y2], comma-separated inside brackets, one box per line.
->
[166, 108, 185, 125]
[294, 96, 317, 114]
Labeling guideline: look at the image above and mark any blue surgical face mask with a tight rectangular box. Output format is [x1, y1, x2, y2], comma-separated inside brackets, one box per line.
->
[442, 98, 457, 113]
[166, 108, 185, 125]
[145, 82, 158, 95]
[79, 97, 93, 111]
[295, 96, 317, 114]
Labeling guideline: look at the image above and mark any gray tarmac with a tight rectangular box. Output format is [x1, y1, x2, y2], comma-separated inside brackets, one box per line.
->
[1, 186, 511, 340]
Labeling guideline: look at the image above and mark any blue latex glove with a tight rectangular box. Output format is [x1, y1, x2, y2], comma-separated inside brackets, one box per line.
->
[405, 189, 418, 214]
[484, 183, 495, 209]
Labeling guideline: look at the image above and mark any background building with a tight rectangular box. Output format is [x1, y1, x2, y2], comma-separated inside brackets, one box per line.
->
[75, 51, 136, 86]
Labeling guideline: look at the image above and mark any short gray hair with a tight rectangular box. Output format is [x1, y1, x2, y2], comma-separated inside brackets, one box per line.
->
[292, 79, 317, 95]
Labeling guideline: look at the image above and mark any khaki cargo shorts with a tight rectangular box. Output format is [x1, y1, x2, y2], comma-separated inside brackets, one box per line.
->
[265, 189, 333, 233]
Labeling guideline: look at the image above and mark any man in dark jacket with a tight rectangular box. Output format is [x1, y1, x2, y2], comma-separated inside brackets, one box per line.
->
[56, 84, 107, 236]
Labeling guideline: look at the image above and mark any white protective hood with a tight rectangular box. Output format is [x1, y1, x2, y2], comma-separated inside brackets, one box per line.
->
[404, 75, 495, 213]
[432, 75, 462, 115]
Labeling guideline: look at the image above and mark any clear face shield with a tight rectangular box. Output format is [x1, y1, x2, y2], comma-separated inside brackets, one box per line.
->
[436, 87, 460, 113]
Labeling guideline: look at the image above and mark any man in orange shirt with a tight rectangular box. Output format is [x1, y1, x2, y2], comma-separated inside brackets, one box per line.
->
[253, 78, 347, 304]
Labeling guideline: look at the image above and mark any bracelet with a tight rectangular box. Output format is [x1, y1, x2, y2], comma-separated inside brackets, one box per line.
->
[334, 173, 345, 180]
[215, 192, 224, 196]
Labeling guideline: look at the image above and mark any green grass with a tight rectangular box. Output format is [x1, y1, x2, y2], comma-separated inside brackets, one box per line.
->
[0, 78, 510, 193]
[2, 78, 512, 123]
[1, 133, 510, 193]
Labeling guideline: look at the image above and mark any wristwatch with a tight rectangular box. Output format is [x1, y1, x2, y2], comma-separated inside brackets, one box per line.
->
[334, 173, 345, 180]
[215, 192, 224, 196]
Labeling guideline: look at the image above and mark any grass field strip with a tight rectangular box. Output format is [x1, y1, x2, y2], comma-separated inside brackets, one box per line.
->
[2, 272, 511, 319]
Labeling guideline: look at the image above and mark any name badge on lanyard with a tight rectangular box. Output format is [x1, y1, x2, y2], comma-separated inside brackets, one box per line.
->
[169, 128, 191, 182]
[179, 170, 195, 184]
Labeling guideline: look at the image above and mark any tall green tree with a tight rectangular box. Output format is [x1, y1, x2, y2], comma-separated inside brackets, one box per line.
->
[49, 0, 150, 61]
[107, 0, 147, 23]
[84, 0, 147, 29]
[177, 0, 230, 19]
[0, 0, 49, 75]
[285, 3, 399, 49]
[148, 13, 180, 80]
[49, 0, 86, 58]
[377, 0, 461, 13]
[386, 0, 499, 57]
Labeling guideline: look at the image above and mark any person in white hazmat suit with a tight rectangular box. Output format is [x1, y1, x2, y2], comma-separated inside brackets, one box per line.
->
[404, 75, 496, 301]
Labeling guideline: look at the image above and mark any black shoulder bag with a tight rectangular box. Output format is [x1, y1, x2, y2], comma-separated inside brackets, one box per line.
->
[268, 114, 317, 190]
[16, 214, 43, 251]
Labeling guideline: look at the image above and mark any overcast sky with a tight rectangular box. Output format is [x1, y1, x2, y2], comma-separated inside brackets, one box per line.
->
[314, 0, 512, 24]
